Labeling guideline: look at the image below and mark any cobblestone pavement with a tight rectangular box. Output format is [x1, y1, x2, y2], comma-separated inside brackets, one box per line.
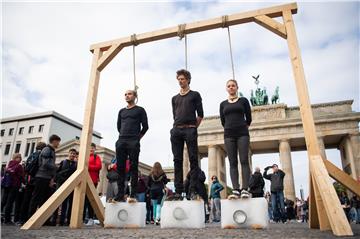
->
[2, 222, 360, 239]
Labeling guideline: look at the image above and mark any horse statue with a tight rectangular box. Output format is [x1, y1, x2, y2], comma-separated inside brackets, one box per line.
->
[271, 86, 280, 104]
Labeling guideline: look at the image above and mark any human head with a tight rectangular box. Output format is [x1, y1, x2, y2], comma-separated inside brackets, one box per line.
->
[226, 79, 239, 96]
[151, 162, 164, 177]
[49, 134, 61, 148]
[68, 148, 77, 161]
[36, 142, 47, 151]
[90, 143, 96, 154]
[272, 164, 279, 172]
[255, 166, 260, 173]
[125, 90, 137, 104]
[12, 153, 22, 162]
[176, 69, 191, 88]
[211, 175, 218, 182]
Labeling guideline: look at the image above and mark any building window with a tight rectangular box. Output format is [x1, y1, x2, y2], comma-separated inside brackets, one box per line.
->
[28, 126, 34, 134]
[9, 128, 14, 136]
[30, 142, 36, 154]
[0, 130, 4, 137]
[4, 144, 11, 155]
[25, 143, 30, 157]
[15, 142, 21, 153]
[19, 127, 24, 135]
[39, 124, 44, 133]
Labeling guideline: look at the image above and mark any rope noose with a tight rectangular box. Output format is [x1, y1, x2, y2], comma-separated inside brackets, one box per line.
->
[131, 34, 139, 103]
[222, 15, 235, 81]
[178, 24, 188, 70]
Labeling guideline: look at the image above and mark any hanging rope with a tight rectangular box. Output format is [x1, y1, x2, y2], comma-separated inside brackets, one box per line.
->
[222, 15, 235, 80]
[131, 34, 139, 92]
[178, 24, 188, 70]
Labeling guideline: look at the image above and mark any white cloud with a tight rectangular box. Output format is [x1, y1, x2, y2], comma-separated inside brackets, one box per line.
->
[2, 1, 359, 199]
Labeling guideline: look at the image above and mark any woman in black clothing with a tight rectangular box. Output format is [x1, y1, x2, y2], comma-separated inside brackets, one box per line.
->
[220, 79, 252, 199]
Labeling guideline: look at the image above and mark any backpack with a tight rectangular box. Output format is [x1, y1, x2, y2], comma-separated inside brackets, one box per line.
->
[1, 171, 12, 188]
[25, 151, 41, 177]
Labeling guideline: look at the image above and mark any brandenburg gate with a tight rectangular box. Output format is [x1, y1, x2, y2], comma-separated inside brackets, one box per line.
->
[182, 100, 360, 201]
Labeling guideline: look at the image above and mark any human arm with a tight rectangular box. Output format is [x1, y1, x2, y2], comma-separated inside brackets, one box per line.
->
[139, 108, 149, 138]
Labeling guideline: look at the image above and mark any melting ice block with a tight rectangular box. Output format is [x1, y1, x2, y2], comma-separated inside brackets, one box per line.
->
[221, 197, 269, 229]
[161, 200, 205, 228]
[104, 202, 146, 228]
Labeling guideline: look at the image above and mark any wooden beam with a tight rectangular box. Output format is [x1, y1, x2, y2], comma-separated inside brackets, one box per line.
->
[254, 15, 287, 39]
[311, 173, 331, 231]
[309, 173, 320, 229]
[86, 173, 105, 224]
[310, 155, 353, 236]
[21, 170, 82, 229]
[97, 44, 123, 72]
[324, 158, 360, 196]
[90, 2, 297, 52]
[70, 48, 103, 228]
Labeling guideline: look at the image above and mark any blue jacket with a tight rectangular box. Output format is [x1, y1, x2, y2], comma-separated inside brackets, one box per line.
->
[209, 180, 224, 199]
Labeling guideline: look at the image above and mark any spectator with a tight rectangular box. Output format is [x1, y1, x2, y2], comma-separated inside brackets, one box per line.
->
[209, 175, 224, 223]
[106, 157, 119, 202]
[18, 142, 46, 225]
[265, 191, 273, 221]
[137, 171, 148, 202]
[263, 164, 286, 223]
[339, 191, 351, 222]
[28, 135, 61, 222]
[148, 162, 168, 225]
[55, 148, 77, 226]
[84, 143, 102, 226]
[248, 167, 265, 198]
[350, 195, 360, 224]
[2, 153, 24, 224]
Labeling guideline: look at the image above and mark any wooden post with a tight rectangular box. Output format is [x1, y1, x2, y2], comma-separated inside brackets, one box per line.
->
[282, 9, 353, 236]
[70, 48, 103, 228]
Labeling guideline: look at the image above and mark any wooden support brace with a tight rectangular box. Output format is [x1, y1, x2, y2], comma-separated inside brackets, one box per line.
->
[324, 158, 360, 196]
[310, 155, 353, 236]
[311, 172, 331, 231]
[309, 172, 320, 229]
[21, 170, 83, 229]
[86, 173, 105, 225]
[97, 44, 123, 72]
[254, 15, 287, 39]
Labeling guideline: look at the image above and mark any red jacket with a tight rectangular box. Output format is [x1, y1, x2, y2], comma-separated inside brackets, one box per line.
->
[88, 153, 102, 185]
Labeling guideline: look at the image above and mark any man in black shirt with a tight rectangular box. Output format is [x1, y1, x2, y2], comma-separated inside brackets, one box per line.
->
[169, 69, 204, 200]
[113, 90, 148, 202]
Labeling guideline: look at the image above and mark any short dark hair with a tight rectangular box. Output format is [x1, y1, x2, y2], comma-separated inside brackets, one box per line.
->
[176, 69, 191, 84]
[91, 143, 96, 148]
[69, 148, 77, 153]
[36, 142, 47, 150]
[49, 134, 61, 143]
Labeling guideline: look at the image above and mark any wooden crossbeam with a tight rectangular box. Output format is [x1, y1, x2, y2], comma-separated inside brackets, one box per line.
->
[254, 15, 287, 39]
[324, 158, 360, 196]
[21, 170, 83, 229]
[310, 155, 353, 236]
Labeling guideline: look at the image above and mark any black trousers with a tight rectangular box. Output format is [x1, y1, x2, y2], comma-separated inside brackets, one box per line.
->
[115, 137, 140, 198]
[28, 178, 51, 219]
[224, 136, 250, 190]
[3, 187, 19, 222]
[19, 184, 35, 223]
[170, 127, 199, 194]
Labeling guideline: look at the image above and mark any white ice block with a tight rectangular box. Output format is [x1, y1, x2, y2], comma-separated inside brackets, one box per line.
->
[221, 198, 269, 229]
[161, 200, 205, 228]
[104, 202, 146, 228]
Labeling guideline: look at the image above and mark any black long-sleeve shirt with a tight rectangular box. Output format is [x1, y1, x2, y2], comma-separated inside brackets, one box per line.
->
[219, 97, 252, 138]
[117, 106, 148, 139]
[172, 90, 204, 126]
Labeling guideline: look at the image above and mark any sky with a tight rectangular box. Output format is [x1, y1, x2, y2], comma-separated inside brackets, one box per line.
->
[2, 1, 359, 199]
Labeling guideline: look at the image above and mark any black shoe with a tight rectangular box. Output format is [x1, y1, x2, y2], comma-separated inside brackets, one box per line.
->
[112, 195, 126, 203]
[166, 193, 183, 201]
[4, 221, 15, 225]
[189, 192, 200, 200]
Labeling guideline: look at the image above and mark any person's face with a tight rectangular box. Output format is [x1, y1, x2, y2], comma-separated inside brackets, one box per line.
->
[68, 151, 76, 161]
[272, 166, 279, 172]
[14, 155, 22, 162]
[52, 140, 60, 148]
[90, 146, 95, 154]
[125, 90, 136, 103]
[177, 74, 189, 89]
[226, 81, 238, 96]
[211, 176, 216, 182]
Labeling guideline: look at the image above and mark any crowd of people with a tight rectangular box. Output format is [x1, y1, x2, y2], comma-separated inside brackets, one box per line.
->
[2, 68, 359, 227]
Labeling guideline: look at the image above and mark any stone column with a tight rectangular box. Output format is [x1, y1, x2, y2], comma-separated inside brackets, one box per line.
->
[340, 135, 358, 180]
[279, 139, 296, 202]
[317, 136, 327, 159]
[208, 145, 218, 194]
[216, 148, 227, 198]
[349, 133, 360, 180]
[97, 156, 109, 195]
[248, 148, 253, 173]
[183, 145, 190, 181]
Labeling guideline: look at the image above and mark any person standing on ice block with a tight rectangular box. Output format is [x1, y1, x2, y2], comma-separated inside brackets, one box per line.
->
[168, 69, 204, 201]
[220, 79, 252, 199]
[113, 90, 149, 203]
